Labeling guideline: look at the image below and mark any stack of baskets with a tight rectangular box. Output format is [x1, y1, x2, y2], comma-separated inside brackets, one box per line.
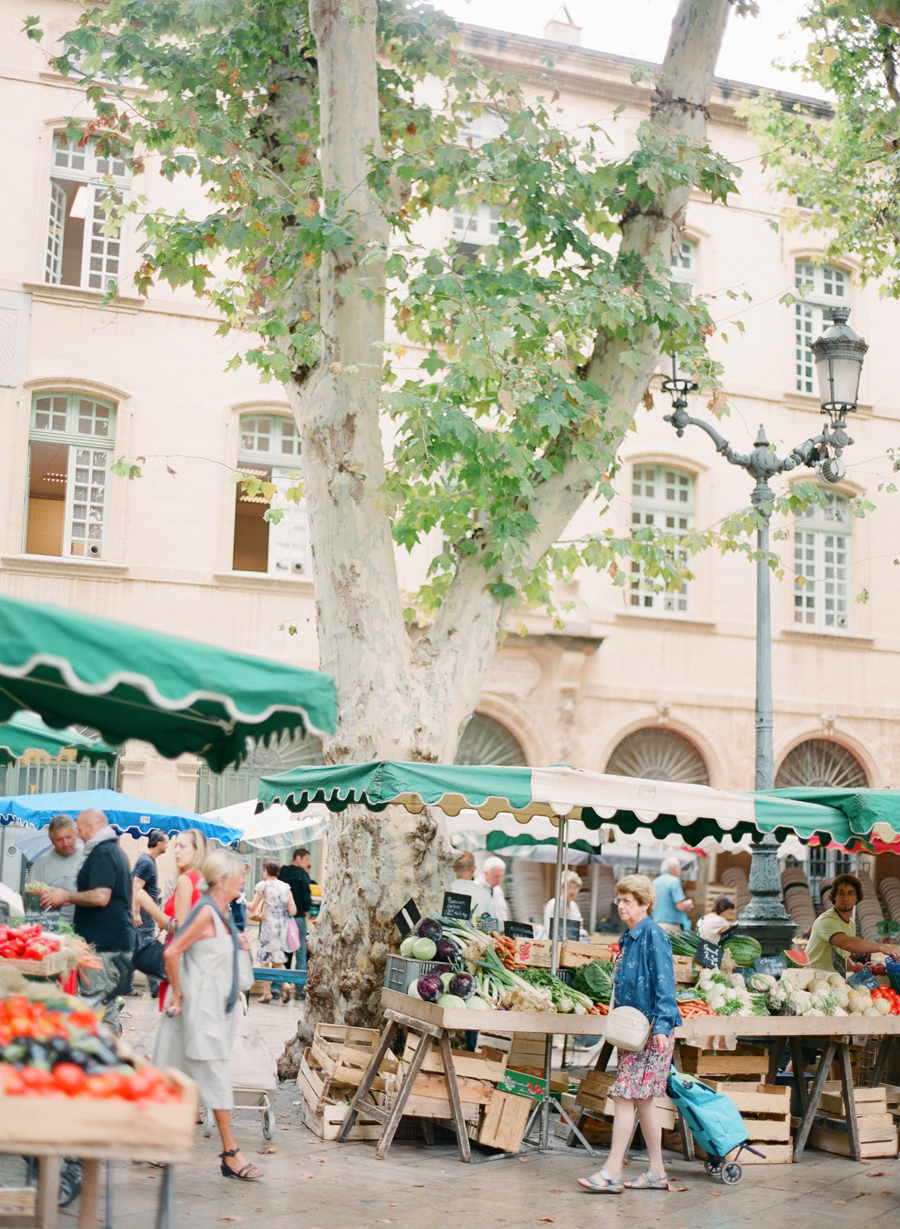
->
[781, 866, 816, 935]
[720, 867, 750, 913]
[878, 876, 900, 924]
[855, 869, 885, 942]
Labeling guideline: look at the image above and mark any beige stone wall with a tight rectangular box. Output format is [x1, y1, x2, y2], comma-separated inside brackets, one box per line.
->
[2, 4, 898, 821]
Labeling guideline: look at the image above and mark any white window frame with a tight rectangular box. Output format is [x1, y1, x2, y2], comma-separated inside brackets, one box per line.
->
[793, 490, 852, 631]
[451, 201, 500, 246]
[671, 237, 697, 290]
[27, 392, 116, 559]
[794, 260, 849, 394]
[45, 135, 131, 291]
[236, 413, 309, 578]
[629, 465, 694, 615]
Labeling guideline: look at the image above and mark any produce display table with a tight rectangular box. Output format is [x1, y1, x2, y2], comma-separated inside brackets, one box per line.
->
[0, 1071, 197, 1229]
[339, 989, 602, 1162]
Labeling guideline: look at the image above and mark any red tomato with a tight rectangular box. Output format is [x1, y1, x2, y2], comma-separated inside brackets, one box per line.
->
[53, 1063, 88, 1097]
[84, 1073, 123, 1099]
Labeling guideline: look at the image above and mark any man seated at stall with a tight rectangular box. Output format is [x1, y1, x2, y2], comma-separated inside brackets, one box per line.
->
[806, 873, 900, 976]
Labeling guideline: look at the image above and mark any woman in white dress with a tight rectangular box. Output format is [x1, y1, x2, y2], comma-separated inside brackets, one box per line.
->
[542, 871, 585, 939]
[154, 849, 263, 1182]
[248, 859, 296, 1004]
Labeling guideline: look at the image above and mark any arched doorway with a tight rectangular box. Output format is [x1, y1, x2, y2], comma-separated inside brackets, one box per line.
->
[605, 727, 710, 785]
[775, 739, 868, 789]
[455, 713, 527, 766]
[196, 729, 324, 812]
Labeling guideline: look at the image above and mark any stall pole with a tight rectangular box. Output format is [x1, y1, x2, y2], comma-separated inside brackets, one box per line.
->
[588, 862, 599, 935]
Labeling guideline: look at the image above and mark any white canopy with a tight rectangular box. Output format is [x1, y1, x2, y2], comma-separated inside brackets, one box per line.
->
[203, 798, 330, 852]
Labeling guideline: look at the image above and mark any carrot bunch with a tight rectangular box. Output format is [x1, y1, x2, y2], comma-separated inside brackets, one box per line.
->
[490, 932, 526, 970]
[678, 998, 716, 1019]
[587, 1003, 609, 1016]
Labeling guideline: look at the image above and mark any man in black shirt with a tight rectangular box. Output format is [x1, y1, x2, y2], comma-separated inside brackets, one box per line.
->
[41, 808, 135, 1033]
[279, 847, 313, 993]
[131, 828, 168, 997]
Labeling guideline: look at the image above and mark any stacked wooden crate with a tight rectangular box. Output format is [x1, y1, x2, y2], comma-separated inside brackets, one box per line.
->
[713, 1082, 793, 1164]
[810, 1083, 899, 1159]
[296, 1024, 398, 1141]
[574, 1069, 678, 1138]
[679, 1043, 769, 1082]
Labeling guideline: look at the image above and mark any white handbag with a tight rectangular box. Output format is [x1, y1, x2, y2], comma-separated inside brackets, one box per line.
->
[604, 1004, 652, 1052]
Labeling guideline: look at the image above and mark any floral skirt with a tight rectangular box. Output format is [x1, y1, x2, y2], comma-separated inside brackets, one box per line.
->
[608, 1035, 675, 1100]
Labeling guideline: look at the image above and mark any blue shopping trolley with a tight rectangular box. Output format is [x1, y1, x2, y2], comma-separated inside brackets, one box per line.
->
[667, 1069, 767, 1184]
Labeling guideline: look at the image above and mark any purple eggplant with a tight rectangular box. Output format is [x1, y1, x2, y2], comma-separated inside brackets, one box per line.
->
[417, 974, 444, 1002]
[417, 917, 443, 943]
[435, 938, 460, 963]
[448, 972, 475, 1000]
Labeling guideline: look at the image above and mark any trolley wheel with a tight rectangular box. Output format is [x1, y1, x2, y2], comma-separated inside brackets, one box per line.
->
[202, 1108, 213, 1138]
[704, 1159, 723, 1176]
[263, 1109, 274, 1140]
[721, 1162, 743, 1185]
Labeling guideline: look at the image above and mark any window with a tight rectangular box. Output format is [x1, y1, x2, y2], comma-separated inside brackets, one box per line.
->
[629, 465, 694, 614]
[794, 260, 849, 394]
[451, 201, 500, 246]
[232, 413, 309, 577]
[793, 491, 851, 630]
[455, 714, 527, 766]
[776, 738, 868, 789]
[45, 135, 130, 290]
[671, 237, 697, 290]
[606, 728, 710, 785]
[459, 110, 507, 148]
[25, 392, 115, 558]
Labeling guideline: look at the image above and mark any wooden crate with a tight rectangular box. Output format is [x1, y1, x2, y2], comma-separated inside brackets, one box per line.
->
[311, 1023, 398, 1089]
[680, 1044, 769, 1078]
[672, 955, 696, 984]
[507, 1033, 547, 1071]
[383, 1089, 480, 1122]
[299, 1096, 383, 1142]
[819, 1085, 888, 1117]
[810, 1125, 898, 1158]
[477, 1090, 531, 1151]
[559, 941, 613, 969]
[0, 951, 69, 978]
[513, 939, 552, 968]
[296, 1047, 355, 1116]
[0, 1068, 197, 1153]
[401, 1038, 507, 1083]
[708, 1082, 791, 1143]
[399, 1069, 494, 1105]
[575, 1070, 676, 1129]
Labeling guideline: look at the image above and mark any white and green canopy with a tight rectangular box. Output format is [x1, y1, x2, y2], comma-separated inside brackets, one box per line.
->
[258, 760, 852, 847]
[0, 593, 337, 773]
[0, 710, 118, 766]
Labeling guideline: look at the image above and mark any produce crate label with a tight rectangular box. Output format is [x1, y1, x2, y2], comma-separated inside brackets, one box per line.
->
[392, 898, 421, 938]
[547, 918, 581, 941]
[754, 955, 787, 976]
[498, 1069, 551, 1101]
[695, 940, 724, 970]
[476, 914, 499, 934]
[442, 892, 472, 921]
[850, 967, 879, 990]
[504, 921, 534, 939]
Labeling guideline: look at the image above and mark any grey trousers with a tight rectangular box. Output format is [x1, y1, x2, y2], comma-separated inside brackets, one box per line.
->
[78, 950, 132, 1032]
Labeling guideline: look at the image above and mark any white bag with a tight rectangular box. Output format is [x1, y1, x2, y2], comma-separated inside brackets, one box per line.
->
[229, 997, 278, 1091]
[604, 1004, 652, 1052]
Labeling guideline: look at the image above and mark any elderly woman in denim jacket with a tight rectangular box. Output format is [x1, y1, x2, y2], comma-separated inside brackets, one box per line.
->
[578, 874, 681, 1194]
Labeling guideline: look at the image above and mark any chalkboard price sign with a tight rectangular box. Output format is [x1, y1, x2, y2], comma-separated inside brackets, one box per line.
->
[442, 892, 472, 921]
[695, 940, 724, 970]
[503, 921, 534, 939]
[753, 955, 788, 976]
[392, 898, 421, 938]
[849, 966, 879, 991]
[548, 918, 581, 942]
[476, 914, 499, 934]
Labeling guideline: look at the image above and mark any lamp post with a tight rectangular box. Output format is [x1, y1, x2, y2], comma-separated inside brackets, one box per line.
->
[662, 307, 867, 953]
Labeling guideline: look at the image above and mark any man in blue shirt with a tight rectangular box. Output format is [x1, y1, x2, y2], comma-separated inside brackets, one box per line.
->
[652, 857, 693, 933]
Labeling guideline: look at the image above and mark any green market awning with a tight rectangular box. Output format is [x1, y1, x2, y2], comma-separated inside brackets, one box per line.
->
[0, 593, 337, 773]
[765, 787, 900, 848]
[258, 761, 852, 848]
[0, 710, 118, 766]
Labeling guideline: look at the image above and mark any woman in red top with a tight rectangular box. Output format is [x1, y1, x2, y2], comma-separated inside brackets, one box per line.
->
[134, 828, 207, 1011]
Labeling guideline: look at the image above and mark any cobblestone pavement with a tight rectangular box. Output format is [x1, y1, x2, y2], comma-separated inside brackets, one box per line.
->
[2, 991, 897, 1229]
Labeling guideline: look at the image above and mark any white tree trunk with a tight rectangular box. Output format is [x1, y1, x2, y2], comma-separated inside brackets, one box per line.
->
[284, 0, 731, 1040]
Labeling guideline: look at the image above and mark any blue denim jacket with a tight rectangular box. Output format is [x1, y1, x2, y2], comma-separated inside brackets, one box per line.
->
[613, 917, 681, 1037]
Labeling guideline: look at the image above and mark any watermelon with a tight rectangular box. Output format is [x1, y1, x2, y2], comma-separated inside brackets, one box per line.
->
[722, 936, 762, 965]
[784, 949, 809, 967]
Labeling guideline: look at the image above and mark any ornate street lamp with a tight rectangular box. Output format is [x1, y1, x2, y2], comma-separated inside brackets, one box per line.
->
[661, 308, 866, 953]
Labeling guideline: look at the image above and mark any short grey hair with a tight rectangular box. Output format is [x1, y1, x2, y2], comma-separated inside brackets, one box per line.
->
[482, 856, 506, 874]
[48, 814, 75, 835]
[660, 855, 682, 876]
[202, 849, 248, 890]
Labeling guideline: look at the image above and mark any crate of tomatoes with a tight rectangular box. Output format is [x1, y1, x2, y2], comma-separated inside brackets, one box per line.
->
[0, 922, 68, 977]
[0, 977, 198, 1153]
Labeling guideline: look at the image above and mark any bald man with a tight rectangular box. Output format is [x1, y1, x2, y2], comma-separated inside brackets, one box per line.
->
[41, 809, 134, 1032]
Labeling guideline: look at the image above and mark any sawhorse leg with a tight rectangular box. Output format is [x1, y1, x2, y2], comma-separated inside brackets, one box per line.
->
[438, 1032, 472, 1163]
[868, 1036, 894, 1088]
[78, 1160, 101, 1229]
[789, 1036, 808, 1116]
[374, 1026, 437, 1160]
[837, 1040, 860, 1162]
[35, 1156, 61, 1229]
[153, 1166, 175, 1229]
[338, 1018, 398, 1144]
[793, 1038, 836, 1161]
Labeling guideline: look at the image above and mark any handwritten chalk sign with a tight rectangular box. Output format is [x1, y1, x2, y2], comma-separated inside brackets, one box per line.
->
[442, 892, 472, 921]
[849, 966, 879, 991]
[504, 921, 534, 939]
[477, 914, 499, 934]
[392, 898, 421, 938]
[695, 940, 724, 970]
[753, 955, 788, 977]
[732, 966, 755, 983]
[548, 918, 581, 942]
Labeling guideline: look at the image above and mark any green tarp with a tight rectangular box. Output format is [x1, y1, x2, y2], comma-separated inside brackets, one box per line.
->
[0, 710, 118, 766]
[0, 593, 337, 772]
